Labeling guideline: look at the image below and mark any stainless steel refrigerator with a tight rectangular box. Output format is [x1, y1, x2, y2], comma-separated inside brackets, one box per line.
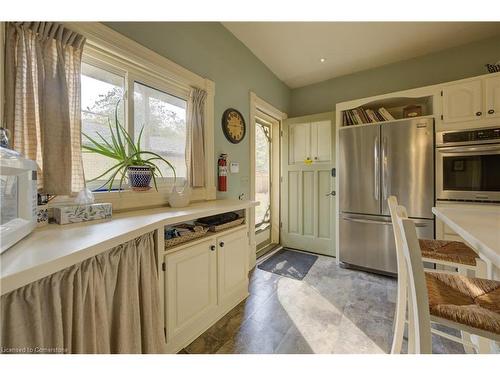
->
[338, 118, 435, 274]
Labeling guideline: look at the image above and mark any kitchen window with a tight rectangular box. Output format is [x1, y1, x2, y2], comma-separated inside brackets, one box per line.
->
[48, 22, 214, 207]
[81, 60, 188, 191]
[81, 62, 126, 190]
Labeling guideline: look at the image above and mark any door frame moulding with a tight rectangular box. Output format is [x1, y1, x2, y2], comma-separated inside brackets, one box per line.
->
[0, 22, 5, 125]
[249, 92, 287, 270]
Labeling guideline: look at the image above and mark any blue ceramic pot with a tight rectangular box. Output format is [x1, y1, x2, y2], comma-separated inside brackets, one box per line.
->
[127, 166, 153, 191]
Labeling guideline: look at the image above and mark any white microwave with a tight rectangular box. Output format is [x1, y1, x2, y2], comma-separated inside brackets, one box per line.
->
[0, 147, 38, 253]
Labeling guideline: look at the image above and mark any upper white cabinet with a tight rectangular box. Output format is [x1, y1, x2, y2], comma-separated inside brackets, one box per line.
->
[442, 80, 482, 123]
[485, 75, 500, 119]
[289, 120, 332, 163]
[290, 123, 310, 164]
[443, 76, 500, 123]
[311, 121, 332, 162]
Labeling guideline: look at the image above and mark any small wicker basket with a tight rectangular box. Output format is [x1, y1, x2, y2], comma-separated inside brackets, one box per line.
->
[164, 227, 209, 249]
[196, 218, 245, 232]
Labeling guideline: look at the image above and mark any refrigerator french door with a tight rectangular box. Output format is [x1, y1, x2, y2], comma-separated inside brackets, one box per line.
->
[339, 118, 434, 274]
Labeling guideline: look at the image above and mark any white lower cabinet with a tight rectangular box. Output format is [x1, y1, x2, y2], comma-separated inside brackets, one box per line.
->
[217, 229, 249, 304]
[164, 227, 248, 352]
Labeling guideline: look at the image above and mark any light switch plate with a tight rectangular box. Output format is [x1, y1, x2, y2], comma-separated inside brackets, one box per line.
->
[230, 162, 239, 173]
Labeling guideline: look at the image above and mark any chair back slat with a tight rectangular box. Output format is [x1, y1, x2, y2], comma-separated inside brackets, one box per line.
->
[394, 204, 433, 354]
[387, 196, 407, 282]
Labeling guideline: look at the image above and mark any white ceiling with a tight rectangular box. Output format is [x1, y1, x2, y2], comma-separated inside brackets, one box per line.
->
[222, 22, 500, 88]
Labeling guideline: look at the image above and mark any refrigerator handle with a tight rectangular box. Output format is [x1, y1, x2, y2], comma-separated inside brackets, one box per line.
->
[374, 135, 379, 201]
[382, 136, 389, 201]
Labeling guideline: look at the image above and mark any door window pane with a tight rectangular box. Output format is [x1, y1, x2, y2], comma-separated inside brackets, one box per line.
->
[81, 62, 125, 189]
[255, 122, 271, 231]
[134, 82, 187, 180]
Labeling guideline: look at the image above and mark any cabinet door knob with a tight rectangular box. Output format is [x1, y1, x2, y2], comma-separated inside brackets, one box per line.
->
[476, 111, 482, 116]
[488, 109, 495, 114]
[314, 156, 318, 160]
[219, 242, 225, 248]
[210, 245, 216, 251]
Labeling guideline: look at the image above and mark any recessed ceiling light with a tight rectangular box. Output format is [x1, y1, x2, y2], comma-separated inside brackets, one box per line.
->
[320, 58, 326, 63]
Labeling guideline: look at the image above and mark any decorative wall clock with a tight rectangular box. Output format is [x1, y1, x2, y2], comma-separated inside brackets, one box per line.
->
[221, 108, 246, 144]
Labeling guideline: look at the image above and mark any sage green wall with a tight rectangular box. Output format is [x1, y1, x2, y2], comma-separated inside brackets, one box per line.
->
[290, 33, 500, 117]
[103, 22, 291, 200]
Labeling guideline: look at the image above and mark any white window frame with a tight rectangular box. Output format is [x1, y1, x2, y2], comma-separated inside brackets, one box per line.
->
[81, 56, 190, 191]
[52, 22, 216, 210]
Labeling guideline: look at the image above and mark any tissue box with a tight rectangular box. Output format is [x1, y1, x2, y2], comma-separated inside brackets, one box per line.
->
[53, 203, 112, 225]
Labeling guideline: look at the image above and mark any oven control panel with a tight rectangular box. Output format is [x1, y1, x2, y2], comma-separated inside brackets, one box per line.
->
[438, 127, 500, 146]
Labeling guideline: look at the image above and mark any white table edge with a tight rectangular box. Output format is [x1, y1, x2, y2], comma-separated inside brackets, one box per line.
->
[432, 206, 500, 270]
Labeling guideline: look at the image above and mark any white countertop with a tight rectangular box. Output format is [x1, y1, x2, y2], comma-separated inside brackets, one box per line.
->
[432, 206, 500, 269]
[1, 199, 258, 295]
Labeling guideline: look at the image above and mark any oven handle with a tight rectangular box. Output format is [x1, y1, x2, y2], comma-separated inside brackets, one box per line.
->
[437, 145, 500, 153]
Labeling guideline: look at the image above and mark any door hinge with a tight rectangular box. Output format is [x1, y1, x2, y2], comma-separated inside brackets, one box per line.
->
[440, 114, 444, 120]
[280, 222, 283, 228]
[280, 130, 283, 137]
[280, 176, 283, 183]
[162, 262, 166, 272]
[440, 90, 443, 97]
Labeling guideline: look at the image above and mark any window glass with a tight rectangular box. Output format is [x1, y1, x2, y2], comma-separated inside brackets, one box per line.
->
[255, 122, 271, 231]
[134, 82, 187, 180]
[81, 62, 125, 189]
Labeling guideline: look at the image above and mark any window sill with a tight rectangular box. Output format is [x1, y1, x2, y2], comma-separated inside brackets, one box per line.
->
[50, 184, 216, 212]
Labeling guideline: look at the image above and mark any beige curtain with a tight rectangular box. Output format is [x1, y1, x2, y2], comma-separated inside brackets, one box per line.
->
[0, 232, 166, 354]
[186, 87, 207, 187]
[4, 22, 86, 195]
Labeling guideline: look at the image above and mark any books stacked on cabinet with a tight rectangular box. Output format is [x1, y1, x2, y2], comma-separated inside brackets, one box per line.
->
[343, 106, 395, 126]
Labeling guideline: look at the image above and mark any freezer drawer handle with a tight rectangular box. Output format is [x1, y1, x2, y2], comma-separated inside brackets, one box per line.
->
[343, 217, 391, 225]
[343, 217, 429, 228]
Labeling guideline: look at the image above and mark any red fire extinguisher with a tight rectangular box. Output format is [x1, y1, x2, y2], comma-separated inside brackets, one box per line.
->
[218, 153, 228, 192]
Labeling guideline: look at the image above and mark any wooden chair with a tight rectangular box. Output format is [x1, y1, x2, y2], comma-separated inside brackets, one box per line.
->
[390, 202, 500, 354]
[387, 196, 489, 353]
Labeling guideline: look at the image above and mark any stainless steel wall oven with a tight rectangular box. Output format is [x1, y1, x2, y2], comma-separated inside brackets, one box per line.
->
[436, 127, 500, 203]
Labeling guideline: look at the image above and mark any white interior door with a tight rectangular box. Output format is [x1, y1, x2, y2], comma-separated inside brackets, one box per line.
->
[281, 119, 335, 256]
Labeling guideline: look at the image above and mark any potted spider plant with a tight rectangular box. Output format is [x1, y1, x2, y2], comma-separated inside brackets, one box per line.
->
[82, 102, 176, 192]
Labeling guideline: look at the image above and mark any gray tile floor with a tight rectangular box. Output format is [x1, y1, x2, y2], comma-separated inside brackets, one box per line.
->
[182, 252, 465, 354]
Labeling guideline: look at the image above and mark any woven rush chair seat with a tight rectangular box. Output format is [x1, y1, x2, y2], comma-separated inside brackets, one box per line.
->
[425, 272, 500, 335]
[419, 239, 479, 266]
